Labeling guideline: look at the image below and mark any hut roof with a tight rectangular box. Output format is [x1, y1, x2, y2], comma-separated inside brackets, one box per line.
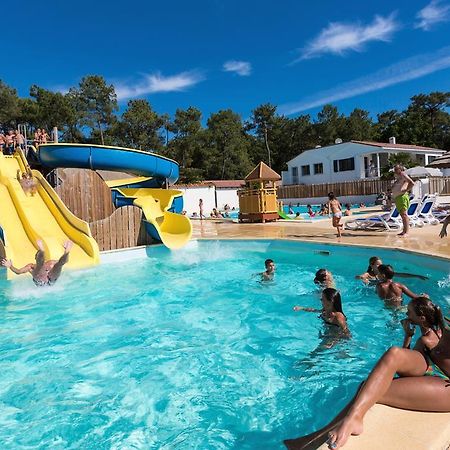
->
[245, 162, 281, 181]
[427, 151, 450, 169]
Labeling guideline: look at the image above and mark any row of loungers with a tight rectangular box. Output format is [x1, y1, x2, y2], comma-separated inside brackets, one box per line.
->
[344, 194, 448, 231]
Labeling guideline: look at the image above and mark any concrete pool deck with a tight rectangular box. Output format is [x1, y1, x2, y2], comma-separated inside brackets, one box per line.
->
[191, 209, 450, 260]
[191, 211, 450, 450]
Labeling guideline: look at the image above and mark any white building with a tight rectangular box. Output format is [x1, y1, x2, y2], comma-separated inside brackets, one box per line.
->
[174, 180, 244, 215]
[282, 139, 446, 186]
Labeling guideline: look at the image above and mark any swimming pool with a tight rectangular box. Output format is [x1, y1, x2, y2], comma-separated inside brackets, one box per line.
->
[0, 240, 448, 449]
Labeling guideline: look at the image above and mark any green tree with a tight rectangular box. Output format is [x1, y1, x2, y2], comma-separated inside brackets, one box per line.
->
[203, 110, 253, 179]
[0, 80, 20, 130]
[315, 104, 346, 145]
[380, 152, 417, 180]
[248, 103, 277, 167]
[170, 107, 202, 168]
[342, 108, 374, 141]
[69, 75, 118, 145]
[374, 110, 401, 143]
[112, 99, 164, 151]
[29, 85, 77, 135]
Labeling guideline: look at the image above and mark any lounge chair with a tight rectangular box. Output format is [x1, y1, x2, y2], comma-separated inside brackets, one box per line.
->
[344, 200, 422, 231]
[417, 195, 440, 225]
[344, 206, 402, 231]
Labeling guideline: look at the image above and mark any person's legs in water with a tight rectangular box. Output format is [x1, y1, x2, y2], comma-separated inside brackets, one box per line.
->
[47, 241, 73, 284]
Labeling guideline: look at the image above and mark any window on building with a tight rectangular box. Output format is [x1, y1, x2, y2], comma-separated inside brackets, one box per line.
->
[427, 155, 437, 164]
[291, 166, 298, 184]
[314, 163, 323, 174]
[333, 157, 355, 172]
[301, 165, 310, 176]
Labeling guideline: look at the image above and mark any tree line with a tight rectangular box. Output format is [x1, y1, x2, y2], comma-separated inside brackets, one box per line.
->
[0, 76, 449, 182]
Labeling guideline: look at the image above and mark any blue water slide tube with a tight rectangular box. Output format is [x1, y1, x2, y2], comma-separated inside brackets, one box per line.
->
[38, 143, 179, 187]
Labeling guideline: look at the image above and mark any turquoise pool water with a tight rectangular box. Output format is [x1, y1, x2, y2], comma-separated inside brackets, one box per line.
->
[0, 240, 449, 449]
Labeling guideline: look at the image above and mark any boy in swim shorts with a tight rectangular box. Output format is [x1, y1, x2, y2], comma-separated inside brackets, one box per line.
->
[391, 165, 415, 237]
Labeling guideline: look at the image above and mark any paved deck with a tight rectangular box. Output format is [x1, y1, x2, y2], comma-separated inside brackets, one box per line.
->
[191, 210, 450, 260]
[191, 211, 450, 450]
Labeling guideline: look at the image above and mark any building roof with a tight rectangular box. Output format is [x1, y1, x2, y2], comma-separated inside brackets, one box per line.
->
[204, 179, 245, 188]
[174, 180, 244, 188]
[351, 140, 442, 151]
[286, 141, 445, 165]
[245, 161, 281, 181]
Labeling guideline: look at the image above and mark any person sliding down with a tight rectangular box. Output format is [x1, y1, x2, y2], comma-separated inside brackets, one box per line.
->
[1, 239, 73, 286]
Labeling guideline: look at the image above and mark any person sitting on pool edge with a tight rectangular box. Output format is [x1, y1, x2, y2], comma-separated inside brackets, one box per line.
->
[314, 269, 335, 289]
[356, 256, 429, 284]
[284, 296, 450, 450]
[261, 258, 276, 281]
[293, 288, 350, 337]
[376, 264, 424, 306]
[1, 239, 73, 286]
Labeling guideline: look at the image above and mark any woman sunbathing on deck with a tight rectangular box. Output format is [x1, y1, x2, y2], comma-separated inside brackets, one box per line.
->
[284, 296, 450, 450]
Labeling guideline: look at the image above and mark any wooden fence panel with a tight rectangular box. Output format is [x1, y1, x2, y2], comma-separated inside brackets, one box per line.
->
[278, 179, 392, 199]
[429, 177, 450, 195]
[55, 168, 115, 222]
[89, 205, 153, 251]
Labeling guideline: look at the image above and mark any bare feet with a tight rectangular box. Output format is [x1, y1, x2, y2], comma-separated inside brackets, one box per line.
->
[327, 415, 363, 449]
[37, 239, 44, 251]
[63, 240, 73, 253]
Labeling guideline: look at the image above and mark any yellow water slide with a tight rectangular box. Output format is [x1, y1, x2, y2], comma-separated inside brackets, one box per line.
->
[0, 150, 99, 279]
[109, 185, 192, 250]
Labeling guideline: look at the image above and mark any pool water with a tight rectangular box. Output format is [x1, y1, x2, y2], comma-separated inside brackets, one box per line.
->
[0, 240, 448, 449]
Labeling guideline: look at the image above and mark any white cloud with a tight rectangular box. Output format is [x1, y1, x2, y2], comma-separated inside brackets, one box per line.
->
[296, 13, 398, 61]
[415, 0, 450, 30]
[279, 46, 450, 115]
[114, 71, 204, 101]
[223, 60, 252, 76]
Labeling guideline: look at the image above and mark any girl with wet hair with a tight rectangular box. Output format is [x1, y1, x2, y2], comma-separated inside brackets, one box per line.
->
[293, 288, 349, 336]
[314, 268, 335, 289]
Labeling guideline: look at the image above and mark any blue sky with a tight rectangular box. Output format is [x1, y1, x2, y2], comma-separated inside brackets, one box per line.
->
[4, 0, 450, 120]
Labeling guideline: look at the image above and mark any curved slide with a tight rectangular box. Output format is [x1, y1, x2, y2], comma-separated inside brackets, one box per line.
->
[0, 150, 99, 279]
[39, 144, 192, 249]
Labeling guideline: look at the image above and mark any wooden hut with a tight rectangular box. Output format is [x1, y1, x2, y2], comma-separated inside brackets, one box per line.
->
[238, 162, 281, 223]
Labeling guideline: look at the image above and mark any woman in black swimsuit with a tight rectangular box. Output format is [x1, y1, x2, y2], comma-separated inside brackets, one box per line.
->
[294, 288, 350, 336]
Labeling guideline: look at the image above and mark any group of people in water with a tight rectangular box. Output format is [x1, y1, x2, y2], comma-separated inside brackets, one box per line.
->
[259, 257, 450, 449]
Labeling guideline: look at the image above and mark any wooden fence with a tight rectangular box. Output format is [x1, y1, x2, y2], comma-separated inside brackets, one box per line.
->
[277, 179, 392, 199]
[90, 206, 152, 251]
[429, 177, 450, 195]
[54, 168, 115, 222]
[53, 168, 153, 251]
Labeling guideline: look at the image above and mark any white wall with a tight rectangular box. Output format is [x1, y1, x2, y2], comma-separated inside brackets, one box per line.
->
[176, 185, 239, 216]
[176, 186, 215, 216]
[216, 188, 239, 210]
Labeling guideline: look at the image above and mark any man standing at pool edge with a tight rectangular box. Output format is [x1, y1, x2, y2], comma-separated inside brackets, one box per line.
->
[391, 165, 414, 237]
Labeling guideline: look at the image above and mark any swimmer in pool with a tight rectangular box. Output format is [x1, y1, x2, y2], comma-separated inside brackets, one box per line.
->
[356, 256, 429, 284]
[376, 264, 424, 306]
[261, 258, 276, 281]
[314, 268, 335, 289]
[1, 239, 73, 286]
[293, 288, 350, 336]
